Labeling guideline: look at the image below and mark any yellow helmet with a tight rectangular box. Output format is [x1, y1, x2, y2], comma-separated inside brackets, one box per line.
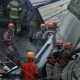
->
[26, 52, 35, 59]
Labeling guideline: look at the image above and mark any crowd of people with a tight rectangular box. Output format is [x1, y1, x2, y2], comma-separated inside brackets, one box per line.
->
[21, 41, 80, 80]
[21, 20, 80, 80]
[0, 16, 80, 80]
[0, 0, 80, 80]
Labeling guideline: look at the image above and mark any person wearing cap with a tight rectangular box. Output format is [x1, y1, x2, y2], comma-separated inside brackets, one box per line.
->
[48, 20, 57, 31]
[46, 39, 64, 80]
[59, 42, 73, 65]
[31, 23, 46, 53]
[42, 21, 57, 41]
[52, 42, 73, 80]
[35, 23, 46, 40]
[21, 52, 39, 80]
[62, 42, 80, 80]
[3, 23, 15, 51]
[53, 42, 72, 80]
[57, 42, 73, 69]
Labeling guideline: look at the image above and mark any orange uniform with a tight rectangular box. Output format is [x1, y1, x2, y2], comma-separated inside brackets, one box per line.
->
[22, 61, 39, 80]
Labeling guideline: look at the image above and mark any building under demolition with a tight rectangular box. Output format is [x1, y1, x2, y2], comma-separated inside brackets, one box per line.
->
[0, 0, 80, 80]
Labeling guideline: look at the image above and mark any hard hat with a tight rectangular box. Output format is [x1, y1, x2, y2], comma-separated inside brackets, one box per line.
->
[8, 23, 14, 28]
[50, 20, 57, 25]
[64, 42, 73, 49]
[48, 22, 56, 27]
[56, 39, 63, 46]
[26, 52, 35, 59]
[40, 23, 46, 28]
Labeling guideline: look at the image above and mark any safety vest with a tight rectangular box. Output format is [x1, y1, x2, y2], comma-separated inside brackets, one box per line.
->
[7, 0, 22, 19]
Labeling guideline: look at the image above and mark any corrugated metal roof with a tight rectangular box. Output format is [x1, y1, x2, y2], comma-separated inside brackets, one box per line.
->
[38, 0, 71, 24]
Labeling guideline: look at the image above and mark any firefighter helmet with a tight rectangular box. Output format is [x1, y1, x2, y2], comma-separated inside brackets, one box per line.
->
[64, 42, 73, 49]
[50, 20, 57, 25]
[48, 22, 57, 27]
[48, 22, 54, 27]
[40, 23, 46, 28]
[8, 23, 14, 28]
[56, 39, 63, 46]
[26, 52, 35, 60]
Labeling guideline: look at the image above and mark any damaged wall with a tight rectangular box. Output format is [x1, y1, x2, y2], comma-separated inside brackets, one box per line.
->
[56, 10, 80, 47]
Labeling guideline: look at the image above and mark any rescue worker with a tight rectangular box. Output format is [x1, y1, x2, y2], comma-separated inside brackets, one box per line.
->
[59, 42, 73, 68]
[7, 0, 22, 34]
[43, 20, 57, 42]
[35, 23, 46, 40]
[62, 42, 80, 80]
[32, 23, 46, 53]
[46, 39, 64, 80]
[3, 23, 15, 51]
[52, 42, 73, 80]
[21, 52, 39, 80]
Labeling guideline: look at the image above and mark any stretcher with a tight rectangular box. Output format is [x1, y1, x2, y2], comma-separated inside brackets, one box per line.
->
[35, 35, 54, 69]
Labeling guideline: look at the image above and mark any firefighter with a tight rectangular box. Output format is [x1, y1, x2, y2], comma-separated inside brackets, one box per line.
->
[3, 23, 15, 51]
[59, 41, 73, 63]
[62, 42, 80, 80]
[57, 42, 73, 69]
[31, 23, 46, 53]
[21, 52, 39, 80]
[43, 20, 57, 42]
[46, 39, 64, 80]
[52, 42, 73, 80]
[35, 23, 46, 40]
[7, 0, 22, 34]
